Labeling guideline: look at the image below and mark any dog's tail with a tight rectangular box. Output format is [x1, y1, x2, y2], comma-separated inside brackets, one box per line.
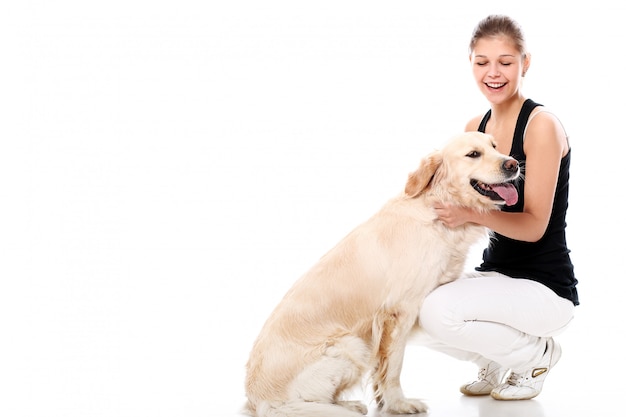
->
[254, 400, 365, 417]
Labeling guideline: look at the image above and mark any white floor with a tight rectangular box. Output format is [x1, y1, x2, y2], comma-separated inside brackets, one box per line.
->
[220, 322, 616, 417]
[213, 286, 616, 417]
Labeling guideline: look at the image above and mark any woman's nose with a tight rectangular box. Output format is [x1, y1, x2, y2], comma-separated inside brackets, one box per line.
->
[487, 64, 500, 77]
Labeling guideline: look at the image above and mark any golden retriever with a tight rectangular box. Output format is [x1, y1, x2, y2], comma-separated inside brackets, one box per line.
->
[244, 132, 519, 416]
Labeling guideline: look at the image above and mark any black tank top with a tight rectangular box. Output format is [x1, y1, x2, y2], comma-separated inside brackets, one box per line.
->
[476, 99, 579, 305]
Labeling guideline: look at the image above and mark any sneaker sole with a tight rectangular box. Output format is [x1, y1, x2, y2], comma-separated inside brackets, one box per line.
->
[460, 387, 492, 396]
[490, 390, 540, 401]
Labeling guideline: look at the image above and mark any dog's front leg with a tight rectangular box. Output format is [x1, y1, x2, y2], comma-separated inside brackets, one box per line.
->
[372, 307, 427, 414]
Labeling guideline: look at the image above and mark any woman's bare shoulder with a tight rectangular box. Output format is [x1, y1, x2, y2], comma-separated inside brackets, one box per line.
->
[464, 114, 484, 132]
[525, 108, 569, 155]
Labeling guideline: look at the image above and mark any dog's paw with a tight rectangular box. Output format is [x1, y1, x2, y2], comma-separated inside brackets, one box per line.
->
[337, 400, 368, 415]
[383, 397, 428, 415]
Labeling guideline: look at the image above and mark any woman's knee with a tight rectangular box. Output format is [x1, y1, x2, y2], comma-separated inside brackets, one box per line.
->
[419, 284, 459, 336]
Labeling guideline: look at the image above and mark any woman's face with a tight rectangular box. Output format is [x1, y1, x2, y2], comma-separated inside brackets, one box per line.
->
[470, 36, 529, 105]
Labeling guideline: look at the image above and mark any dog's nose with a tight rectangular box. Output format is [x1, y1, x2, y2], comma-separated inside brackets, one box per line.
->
[503, 159, 519, 172]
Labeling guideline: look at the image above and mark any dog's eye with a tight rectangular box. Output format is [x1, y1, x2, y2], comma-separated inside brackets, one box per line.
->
[466, 151, 481, 158]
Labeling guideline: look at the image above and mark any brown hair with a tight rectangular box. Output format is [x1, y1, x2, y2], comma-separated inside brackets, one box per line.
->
[469, 15, 528, 58]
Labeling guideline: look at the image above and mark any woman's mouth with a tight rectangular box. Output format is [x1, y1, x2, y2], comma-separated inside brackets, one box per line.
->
[485, 82, 506, 89]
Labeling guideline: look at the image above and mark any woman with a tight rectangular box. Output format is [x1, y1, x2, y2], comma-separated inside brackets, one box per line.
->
[419, 15, 579, 401]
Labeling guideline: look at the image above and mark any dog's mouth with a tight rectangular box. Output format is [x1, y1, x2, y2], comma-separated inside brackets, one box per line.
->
[470, 179, 518, 206]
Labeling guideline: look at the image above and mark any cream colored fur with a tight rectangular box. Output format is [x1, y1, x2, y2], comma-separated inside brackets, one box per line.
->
[244, 132, 519, 417]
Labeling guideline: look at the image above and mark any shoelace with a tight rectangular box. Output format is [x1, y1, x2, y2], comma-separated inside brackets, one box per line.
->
[505, 372, 523, 386]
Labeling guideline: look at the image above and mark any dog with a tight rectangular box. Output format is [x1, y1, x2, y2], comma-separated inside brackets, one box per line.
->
[244, 131, 519, 416]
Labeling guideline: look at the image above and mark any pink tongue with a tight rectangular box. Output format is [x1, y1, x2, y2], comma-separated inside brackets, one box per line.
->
[492, 183, 518, 206]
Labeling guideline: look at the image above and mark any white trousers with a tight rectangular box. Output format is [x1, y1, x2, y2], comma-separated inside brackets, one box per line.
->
[417, 271, 575, 372]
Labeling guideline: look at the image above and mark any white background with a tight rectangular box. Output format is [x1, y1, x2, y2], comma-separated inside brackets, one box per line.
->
[1, 1, 624, 416]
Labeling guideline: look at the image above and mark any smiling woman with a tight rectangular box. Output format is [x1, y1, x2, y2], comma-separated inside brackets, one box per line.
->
[422, 14, 578, 402]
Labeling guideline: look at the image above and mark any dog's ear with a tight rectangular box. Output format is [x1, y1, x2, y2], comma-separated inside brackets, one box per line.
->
[404, 151, 443, 198]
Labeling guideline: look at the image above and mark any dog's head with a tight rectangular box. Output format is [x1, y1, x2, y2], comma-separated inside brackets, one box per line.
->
[405, 132, 520, 209]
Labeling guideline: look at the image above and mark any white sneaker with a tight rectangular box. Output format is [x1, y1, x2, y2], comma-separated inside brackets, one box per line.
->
[491, 338, 562, 401]
[460, 361, 509, 396]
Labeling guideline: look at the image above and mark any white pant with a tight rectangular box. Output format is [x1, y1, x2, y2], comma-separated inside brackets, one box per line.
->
[417, 271, 575, 372]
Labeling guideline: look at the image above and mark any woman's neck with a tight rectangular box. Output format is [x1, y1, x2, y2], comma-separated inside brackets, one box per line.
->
[489, 95, 526, 126]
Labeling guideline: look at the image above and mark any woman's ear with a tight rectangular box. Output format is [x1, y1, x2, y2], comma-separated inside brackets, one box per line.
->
[522, 53, 531, 77]
[405, 151, 442, 198]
